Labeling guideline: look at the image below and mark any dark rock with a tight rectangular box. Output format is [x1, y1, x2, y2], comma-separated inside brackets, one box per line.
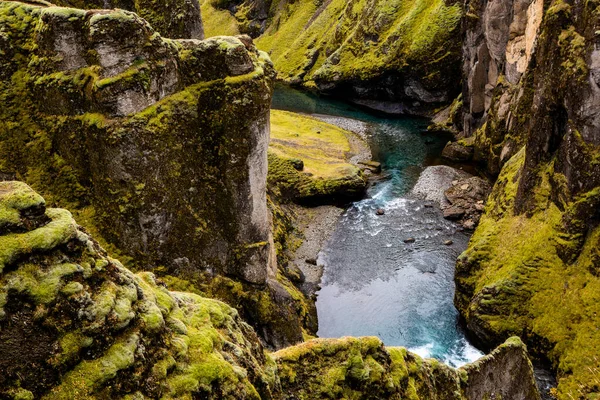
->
[285, 263, 305, 284]
[376, 208, 385, 215]
[442, 141, 474, 162]
[359, 160, 382, 173]
[305, 258, 318, 266]
[290, 158, 304, 171]
[441, 177, 491, 229]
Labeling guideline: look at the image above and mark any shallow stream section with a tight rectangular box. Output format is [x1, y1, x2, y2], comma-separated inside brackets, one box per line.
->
[272, 85, 483, 367]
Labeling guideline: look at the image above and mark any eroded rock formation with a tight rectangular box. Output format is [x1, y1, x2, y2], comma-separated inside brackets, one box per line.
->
[455, 0, 600, 396]
[51, 0, 204, 39]
[0, 0, 310, 349]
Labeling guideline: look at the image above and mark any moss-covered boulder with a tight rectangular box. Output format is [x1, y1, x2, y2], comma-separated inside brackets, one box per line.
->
[202, 0, 464, 113]
[268, 110, 368, 204]
[0, 181, 279, 399]
[50, 0, 204, 39]
[455, 0, 600, 395]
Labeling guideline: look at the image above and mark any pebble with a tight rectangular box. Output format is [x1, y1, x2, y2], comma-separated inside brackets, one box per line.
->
[444, 240, 453, 246]
[404, 237, 416, 243]
[305, 258, 317, 265]
[376, 208, 385, 215]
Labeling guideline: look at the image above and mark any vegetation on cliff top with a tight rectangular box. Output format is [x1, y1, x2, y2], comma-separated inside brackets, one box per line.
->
[268, 110, 367, 203]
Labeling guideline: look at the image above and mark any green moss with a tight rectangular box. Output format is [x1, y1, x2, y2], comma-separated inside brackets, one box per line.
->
[456, 149, 600, 398]
[0, 181, 45, 230]
[46, 333, 140, 399]
[200, 0, 240, 37]
[0, 208, 77, 273]
[268, 110, 366, 203]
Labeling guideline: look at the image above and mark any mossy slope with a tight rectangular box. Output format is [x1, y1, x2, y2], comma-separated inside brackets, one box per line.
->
[455, 0, 600, 396]
[0, 181, 278, 399]
[202, 0, 463, 109]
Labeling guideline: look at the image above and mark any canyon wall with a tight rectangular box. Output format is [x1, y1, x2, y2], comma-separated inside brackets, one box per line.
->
[0, 0, 309, 348]
[456, 0, 600, 396]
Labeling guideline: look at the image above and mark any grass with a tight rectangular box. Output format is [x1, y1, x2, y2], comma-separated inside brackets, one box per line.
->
[200, 0, 240, 37]
[270, 110, 359, 179]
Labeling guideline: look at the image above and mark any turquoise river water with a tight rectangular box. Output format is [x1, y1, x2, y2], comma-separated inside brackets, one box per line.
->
[272, 85, 483, 367]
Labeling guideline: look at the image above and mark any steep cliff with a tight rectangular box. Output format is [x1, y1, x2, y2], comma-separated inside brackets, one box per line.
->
[455, 0, 600, 396]
[0, 0, 311, 348]
[202, 0, 464, 113]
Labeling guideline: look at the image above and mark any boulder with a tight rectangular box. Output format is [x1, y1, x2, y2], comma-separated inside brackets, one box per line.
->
[411, 165, 472, 205]
[441, 176, 491, 229]
[442, 141, 475, 161]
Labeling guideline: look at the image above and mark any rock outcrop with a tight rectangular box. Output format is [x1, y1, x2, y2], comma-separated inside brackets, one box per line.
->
[275, 336, 540, 400]
[0, 1, 309, 349]
[441, 176, 491, 229]
[0, 181, 278, 399]
[0, 181, 541, 399]
[455, 0, 600, 396]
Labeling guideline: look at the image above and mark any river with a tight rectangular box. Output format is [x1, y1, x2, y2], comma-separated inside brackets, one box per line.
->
[272, 84, 483, 367]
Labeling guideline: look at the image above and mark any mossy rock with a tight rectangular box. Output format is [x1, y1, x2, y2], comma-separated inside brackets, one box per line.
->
[0, 181, 278, 399]
[0, 0, 314, 349]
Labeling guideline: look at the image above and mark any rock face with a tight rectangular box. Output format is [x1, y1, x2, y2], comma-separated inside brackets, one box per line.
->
[52, 0, 204, 39]
[0, 1, 273, 284]
[0, 1, 310, 349]
[227, 0, 464, 113]
[456, 0, 600, 395]
[0, 181, 541, 399]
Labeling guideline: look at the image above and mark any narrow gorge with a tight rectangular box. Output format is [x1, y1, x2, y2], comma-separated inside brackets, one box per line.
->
[0, 0, 598, 398]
